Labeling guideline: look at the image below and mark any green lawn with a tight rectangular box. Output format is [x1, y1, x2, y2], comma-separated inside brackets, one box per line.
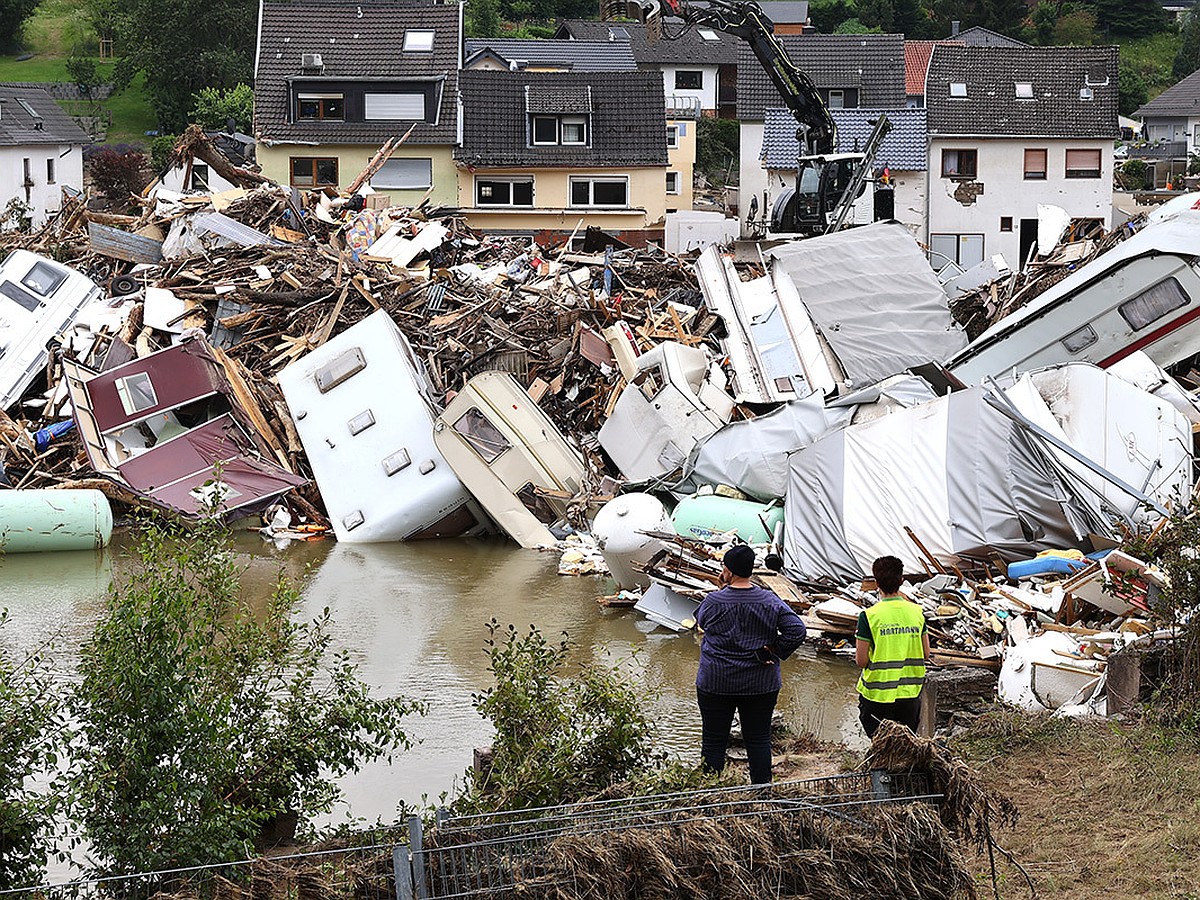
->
[0, 0, 159, 146]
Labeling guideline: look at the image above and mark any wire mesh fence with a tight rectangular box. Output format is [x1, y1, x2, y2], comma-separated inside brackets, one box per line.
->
[410, 770, 941, 899]
[1, 837, 409, 900]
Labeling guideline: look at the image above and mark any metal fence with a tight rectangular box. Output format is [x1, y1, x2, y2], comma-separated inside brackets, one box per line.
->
[406, 770, 939, 899]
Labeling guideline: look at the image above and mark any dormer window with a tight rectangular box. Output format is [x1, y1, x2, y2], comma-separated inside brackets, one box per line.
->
[298, 93, 344, 120]
[949, 82, 967, 97]
[403, 30, 435, 51]
[531, 114, 588, 145]
[1015, 82, 1033, 99]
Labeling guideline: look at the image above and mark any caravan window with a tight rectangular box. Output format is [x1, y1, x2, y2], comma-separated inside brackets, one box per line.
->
[114, 372, 158, 415]
[1061, 324, 1098, 353]
[21, 261, 67, 297]
[1119, 278, 1190, 331]
[314, 347, 366, 393]
[453, 407, 510, 463]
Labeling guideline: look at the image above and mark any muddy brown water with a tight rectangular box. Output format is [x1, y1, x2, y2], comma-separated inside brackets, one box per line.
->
[1, 529, 862, 834]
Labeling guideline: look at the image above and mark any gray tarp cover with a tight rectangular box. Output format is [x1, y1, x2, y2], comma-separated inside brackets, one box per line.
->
[782, 386, 1111, 582]
[768, 223, 968, 389]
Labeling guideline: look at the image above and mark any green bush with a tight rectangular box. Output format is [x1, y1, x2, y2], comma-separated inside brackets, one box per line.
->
[457, 621, 659, 813]
[696, 115, 740, 187]
[149, 133, 179, 172]
[66, 517, 423, 877]
[1118, 158, 1150, 190]
[189, 83, 254, 133]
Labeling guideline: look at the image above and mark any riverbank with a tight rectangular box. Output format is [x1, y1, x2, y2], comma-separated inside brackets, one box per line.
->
[772, 709, 1200, 899]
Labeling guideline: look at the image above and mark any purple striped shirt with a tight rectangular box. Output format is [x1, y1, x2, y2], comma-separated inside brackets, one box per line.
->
[695, 585, 807, 695]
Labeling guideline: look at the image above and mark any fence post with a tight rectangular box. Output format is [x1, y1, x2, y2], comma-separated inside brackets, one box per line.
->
[408, 816, 429, 900]
[393, 845, 415, 900]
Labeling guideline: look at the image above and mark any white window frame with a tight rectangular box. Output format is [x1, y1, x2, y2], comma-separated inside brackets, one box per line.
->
[698, 28, 720, 40]
[474, 176, 535, 207]
[949, 82, 967, 98]
[666, 171, 681, 195]
[666, 125, 679, 149]
[561, 116, 587, 145]
[1015, 82, 1033, 99]
[929, 233, 984, 270]
[532, 115, 559, 145]
[569, 175, 629, 208]
[828, 89, 845, 109]
[297, 92, 345, 120]
[403, 29, 435, 51]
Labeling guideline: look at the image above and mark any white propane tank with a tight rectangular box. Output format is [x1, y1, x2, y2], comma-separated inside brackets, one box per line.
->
[591, 493, 673, 591]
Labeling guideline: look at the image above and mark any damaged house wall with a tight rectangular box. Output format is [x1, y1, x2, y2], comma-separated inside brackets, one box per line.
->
[925, 44, 1118, 270]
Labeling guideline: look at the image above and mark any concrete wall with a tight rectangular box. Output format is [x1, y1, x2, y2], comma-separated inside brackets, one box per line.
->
[257, 143, 458, 206]
[455, 165, 668, 236]
[667, 116, 697, 213]
[928, 137, 1113, 266]
[0, 145, 83, 229]
[658, 64, 719, 112]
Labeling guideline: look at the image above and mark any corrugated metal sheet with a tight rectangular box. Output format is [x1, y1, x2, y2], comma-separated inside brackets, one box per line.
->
[88, 222, 164, 264]
[193, 212, 286, 248]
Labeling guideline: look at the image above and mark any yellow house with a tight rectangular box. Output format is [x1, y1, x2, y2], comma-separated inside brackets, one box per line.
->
[456, 69, 676, 246]
[253, 0, 462, 208]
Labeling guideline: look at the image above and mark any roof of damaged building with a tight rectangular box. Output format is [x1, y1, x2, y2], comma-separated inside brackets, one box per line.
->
[736, 34, 905, 120]
[926, 44, 1119, 139]
[760, 106, 927, 170]
[456, 69, 668, 168]
[1135, 66, 1200, 118]
[464, 38, 638, 71]
[553, 19, 738, 65]
[254, 0, 460, 146]
[903, 40, 960, 96]
[0, 84, 90, 146]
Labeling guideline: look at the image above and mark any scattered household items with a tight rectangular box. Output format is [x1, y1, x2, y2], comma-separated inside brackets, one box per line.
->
[0, 488, 112, 553]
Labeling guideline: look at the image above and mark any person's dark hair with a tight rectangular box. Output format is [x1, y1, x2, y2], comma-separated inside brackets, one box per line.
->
[872, 555, 904, 594]
[723, 544, 756, 579]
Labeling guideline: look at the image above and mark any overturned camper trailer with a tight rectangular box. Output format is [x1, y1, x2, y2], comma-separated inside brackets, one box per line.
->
[63, 338, 305, 520]
[278, 310, 488, 543]
[949, 209, 1200, 384]
[0, 250, 104, 410]
[434, 371, 587, 549]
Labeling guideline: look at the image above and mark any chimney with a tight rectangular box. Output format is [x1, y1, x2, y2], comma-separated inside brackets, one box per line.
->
[951, 20, 960, 36]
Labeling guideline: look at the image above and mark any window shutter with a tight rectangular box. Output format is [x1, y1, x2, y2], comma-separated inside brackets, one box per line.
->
[364, 93, 425, 121]
[374, 158, 433, 189]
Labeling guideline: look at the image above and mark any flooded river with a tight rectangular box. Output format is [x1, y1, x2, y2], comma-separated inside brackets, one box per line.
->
[1, 530, 862, 831]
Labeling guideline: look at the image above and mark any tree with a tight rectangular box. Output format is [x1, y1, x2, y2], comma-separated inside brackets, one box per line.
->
[1174, 11, 1200, 80]
[855, 0, 895, 32]
[0, 611, 62, 889]
[835, 16, 881, 32]
[1119, 65, 1149, 116]
[893, 0, 934, 37]
[88, 0, 257, 132]
[980, 0, 1031, 38]
[466, 0, 502, 37]
[66, 55, 102, 101]
[88, 147, 147, 201]
[808, 0, 858, 32]
[67, 518, 423, 877]
[1054, 6, 1099, 44]
[0, 0, 37, 52]
[190, 83, 254, 133]
[1090, 0, 1168, 38]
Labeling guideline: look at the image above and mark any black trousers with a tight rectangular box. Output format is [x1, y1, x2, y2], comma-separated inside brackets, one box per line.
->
[696, 688, 779, 784]
[858, 694, 922, 739]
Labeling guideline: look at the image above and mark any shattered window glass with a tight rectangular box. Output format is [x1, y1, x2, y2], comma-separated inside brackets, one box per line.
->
[114, 372, 158, 416]
[1119, 278, 1190, 332]
[21, 261, 67, 297]
[452, 407, 510, 463]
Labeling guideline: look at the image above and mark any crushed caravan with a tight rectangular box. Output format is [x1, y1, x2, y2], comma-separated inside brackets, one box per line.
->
[0, 250, 104, 410]
[433, 371, 587, 549]
[63, 338, 305, 521]
[278, 309, 489, 543]
[598, 341, 735, 483]
[949, 208, 1200, 384]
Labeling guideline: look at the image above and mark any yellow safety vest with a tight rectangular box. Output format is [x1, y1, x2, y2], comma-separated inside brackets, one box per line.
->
[856, 597, 927, 702]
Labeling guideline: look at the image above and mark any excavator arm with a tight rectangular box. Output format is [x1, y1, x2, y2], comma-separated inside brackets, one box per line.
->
[604, 0, 836, 155]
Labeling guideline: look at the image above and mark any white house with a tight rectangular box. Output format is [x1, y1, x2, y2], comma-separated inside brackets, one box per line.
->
[0, 84, 88, 229]
[1132, 66, 1200, 187]
[925, 44, 1118, 271]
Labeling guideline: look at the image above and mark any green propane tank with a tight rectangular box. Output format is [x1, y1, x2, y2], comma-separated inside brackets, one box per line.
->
[0, 489, 113, 553]
[670, 494, 784, 544]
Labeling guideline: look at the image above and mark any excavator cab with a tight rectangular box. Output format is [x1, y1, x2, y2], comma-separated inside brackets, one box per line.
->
[770, 155, 868, 234]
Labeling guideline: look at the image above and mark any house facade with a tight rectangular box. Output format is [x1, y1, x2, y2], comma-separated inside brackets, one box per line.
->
[760, 106, 927, 237]
[735, 33, 906, 233]
[925, 45, 1118, 271]
[253, 0, 462, 207]
[1133, 66, 1200, 186]
[554, 20, 738, 117]
[0, 84, 88, 229]
[455, 70, 672, 244]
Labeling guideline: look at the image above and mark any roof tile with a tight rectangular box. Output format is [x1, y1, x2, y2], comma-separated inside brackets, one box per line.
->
[0, 84, 90, 146]
[464, 38, 639, 71]
[761, 106, 927, 170]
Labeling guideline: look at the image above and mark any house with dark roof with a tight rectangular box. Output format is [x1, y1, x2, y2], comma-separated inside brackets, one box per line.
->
[253, 0, 462, 206]
[735, 33, 905, 233]
[464, 39, 638, 72]
[951, 25, 1028, 48]
[760, 106, 927, 235]
[554, 19, 738, 116]
[455, 70, 678, 244]
[904, 40, 961, 107]
[0, 84, 88, 228]
[925, 44, 1118, 272]
[1133, 66, 1200, 183]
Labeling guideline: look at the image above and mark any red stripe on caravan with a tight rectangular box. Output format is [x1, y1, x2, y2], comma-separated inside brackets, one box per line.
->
[1097, 304, 1200, 368]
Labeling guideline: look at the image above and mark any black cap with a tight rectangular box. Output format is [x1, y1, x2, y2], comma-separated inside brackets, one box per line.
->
[723, 545, 755, 578]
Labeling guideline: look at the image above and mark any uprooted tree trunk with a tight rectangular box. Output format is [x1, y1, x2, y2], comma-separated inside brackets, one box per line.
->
[173, 124, 271, 189]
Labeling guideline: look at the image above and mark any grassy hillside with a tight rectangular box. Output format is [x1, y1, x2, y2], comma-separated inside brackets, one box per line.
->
[0, 0, 156, 145]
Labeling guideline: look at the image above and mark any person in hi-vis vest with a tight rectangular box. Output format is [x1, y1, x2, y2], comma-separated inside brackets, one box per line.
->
[854, 555, 930, 738]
